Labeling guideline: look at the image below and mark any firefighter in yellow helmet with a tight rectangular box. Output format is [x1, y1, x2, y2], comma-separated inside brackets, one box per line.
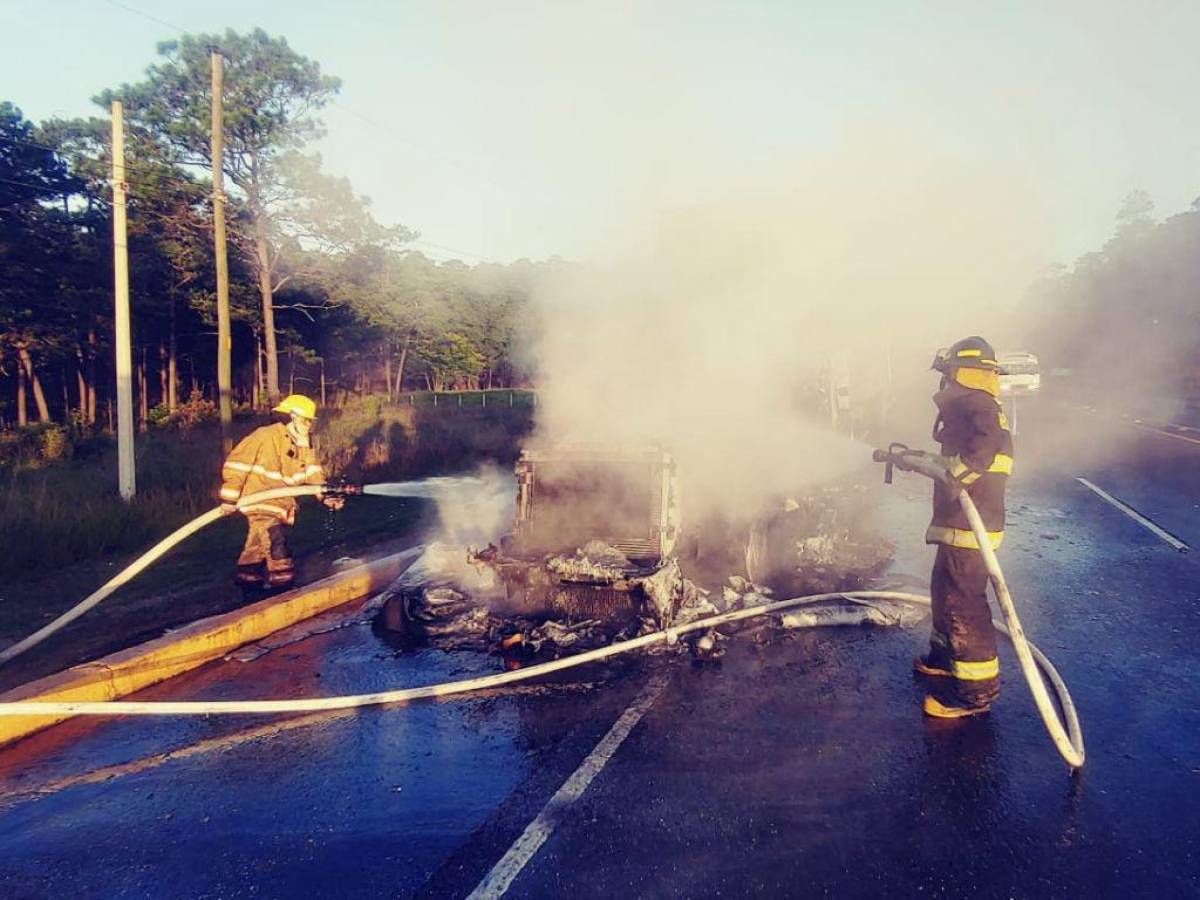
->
[916, 336, 1014, 718]
[219, 395, 344, 590]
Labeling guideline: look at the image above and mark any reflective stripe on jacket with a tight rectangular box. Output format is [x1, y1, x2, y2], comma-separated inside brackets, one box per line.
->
[927, 381, 1012, 546]
[219, 423, 325, 522]
[924, 524, 1005, 550]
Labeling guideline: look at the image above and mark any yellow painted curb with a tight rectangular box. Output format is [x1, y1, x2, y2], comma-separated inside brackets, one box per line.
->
[0, 549, 419, 748]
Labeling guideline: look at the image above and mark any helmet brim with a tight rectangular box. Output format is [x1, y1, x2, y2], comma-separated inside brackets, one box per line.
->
[273, 405, 316, 419]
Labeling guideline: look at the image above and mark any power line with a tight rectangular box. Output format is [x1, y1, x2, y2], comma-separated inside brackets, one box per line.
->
[0, 175, 67, 196]
[0, 173, 200, 221]
[314, 109, 501, 262]
[1, 174, 486, 261]
[1, 131, 422, 212]
[0, 204, 111, 222]
[1, 138, 192, 196]
[408, 239, 493, 263]
[0, 135, 207, 196]
[6, 171, 495, 263]
[328, 98, 506, 197]
[0, 133, 91, 158]
[322, 108, 503, 264]
[100, 0, 186, 34]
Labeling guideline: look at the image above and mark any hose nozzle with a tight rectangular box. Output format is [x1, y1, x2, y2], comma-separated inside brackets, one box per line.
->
[326, 482, 364, 497]
[876, 449, 894, 484]
[874, 442, 914, 484]
[873, 442, 954, 488]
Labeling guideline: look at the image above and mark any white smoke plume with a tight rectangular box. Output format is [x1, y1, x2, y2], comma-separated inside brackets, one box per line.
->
[527, 138, 1049, 522]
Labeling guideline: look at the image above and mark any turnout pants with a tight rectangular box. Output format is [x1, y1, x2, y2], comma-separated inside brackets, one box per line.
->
[928, 544, 1000, 706]
[235, 515, 295, 589]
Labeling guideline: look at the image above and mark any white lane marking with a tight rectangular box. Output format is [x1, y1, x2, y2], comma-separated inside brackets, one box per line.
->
[1136, 423, 1200, 447]
[1075, 477, 1190, 552]
[1072, 403, 1200, 444]
[467, 671, 672, 900]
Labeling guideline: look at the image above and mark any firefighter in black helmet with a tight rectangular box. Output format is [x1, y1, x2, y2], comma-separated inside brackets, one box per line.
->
[916, 336, 1014, 718]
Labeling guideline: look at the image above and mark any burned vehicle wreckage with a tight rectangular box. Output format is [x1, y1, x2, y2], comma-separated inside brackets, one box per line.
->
[377, 446, 897, 660]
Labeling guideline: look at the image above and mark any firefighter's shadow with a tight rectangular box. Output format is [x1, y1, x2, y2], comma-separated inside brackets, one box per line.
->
[339, 420, 411, 482]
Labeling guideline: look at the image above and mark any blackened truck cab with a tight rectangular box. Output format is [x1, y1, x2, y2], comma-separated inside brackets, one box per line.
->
[509, 446, 679, 563]
[481, 445, 685, 623]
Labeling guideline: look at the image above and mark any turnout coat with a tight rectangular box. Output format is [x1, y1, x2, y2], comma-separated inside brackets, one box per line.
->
[219, 423, 326, 523]
[925, 381, 1013, 550]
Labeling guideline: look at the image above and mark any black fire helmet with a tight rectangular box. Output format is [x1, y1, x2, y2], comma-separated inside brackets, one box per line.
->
[931, 336, 999, 373]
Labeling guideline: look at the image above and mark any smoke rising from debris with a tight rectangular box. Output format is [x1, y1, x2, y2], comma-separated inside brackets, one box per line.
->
[429, 464, 515, 547]
[527, 139, 1049, 521]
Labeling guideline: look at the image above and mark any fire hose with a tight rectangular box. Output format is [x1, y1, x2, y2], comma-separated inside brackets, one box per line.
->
[0, 484, 352, 668]
[872, 443, 1085, 769]
[0, 472, 1084, 770]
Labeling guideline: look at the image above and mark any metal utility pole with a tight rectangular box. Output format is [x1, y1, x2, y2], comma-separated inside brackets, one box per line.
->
[211, 50, 233, 455]
[111, 100, 136, 500]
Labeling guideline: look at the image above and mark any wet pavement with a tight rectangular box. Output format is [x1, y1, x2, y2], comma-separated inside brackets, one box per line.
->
[1, 400, 1198, 898]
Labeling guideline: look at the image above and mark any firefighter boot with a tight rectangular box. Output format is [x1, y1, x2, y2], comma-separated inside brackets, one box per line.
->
[915, 626, 955, 678]
[922, 694, 991, 719]
[234, 563, 265, 588]
[237, 516, 275, 587]
[262, 523, 295, 590]
[265, 558, 295, 590]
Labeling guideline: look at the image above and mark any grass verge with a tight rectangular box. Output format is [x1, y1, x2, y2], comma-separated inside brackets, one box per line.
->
[0, 395, 534, 683]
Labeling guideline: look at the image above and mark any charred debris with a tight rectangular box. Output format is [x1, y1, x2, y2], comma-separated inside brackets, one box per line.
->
[375, 446, 897, 663]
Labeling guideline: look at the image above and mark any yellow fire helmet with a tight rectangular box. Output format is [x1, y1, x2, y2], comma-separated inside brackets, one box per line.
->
[273, 394, 318, 419]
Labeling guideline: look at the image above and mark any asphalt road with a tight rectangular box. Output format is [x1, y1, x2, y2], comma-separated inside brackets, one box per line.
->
[1, 399, 1198, 899]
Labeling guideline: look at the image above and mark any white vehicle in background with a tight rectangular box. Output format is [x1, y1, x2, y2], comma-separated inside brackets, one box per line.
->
[999, 351, 1041, 394]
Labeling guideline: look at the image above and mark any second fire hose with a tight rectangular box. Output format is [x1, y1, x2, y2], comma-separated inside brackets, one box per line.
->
[0, 590, 1080, 775]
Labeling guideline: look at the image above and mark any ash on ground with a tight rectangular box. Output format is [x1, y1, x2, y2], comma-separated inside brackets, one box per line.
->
[374, 479, 898, 664]
[375, 541, 717, 661]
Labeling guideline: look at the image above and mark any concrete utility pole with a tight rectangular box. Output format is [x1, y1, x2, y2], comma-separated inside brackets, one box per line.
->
[110, 100, 136, 500]
[211, 50, 233, 455]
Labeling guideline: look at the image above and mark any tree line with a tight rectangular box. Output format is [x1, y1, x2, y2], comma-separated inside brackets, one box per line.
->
[0, 29, 558, 434]
[1019, 190, 1200, 405]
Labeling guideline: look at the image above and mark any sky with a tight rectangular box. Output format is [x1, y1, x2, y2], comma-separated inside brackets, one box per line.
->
[4, 0, 1200, 272]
